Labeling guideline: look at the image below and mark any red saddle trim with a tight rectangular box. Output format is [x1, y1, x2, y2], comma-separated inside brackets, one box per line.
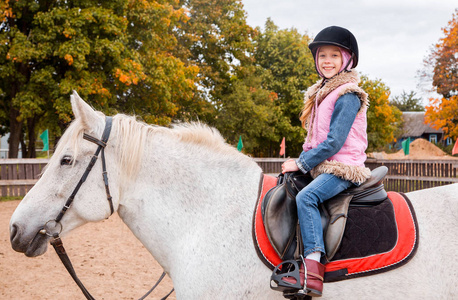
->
[253, 176, 418, 279]
[324, 191, 418, 277]
[253, 174, 281, 269]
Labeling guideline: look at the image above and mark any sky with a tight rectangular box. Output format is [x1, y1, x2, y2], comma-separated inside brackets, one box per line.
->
[241, 0, 457, 103]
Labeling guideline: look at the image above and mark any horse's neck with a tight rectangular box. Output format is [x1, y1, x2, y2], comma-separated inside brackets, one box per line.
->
[117, 135, 262, 271]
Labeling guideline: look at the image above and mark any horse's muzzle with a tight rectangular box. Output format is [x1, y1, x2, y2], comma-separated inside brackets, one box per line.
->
[10, 223, 49, 257]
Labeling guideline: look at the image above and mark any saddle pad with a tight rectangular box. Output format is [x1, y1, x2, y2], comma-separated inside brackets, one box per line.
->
[331, 198, 398, 261]
[324, 192, 419, 282]
[252, 174, 281, 269]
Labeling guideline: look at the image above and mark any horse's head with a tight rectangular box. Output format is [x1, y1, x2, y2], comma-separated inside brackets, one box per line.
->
[10, 92, 121, 257]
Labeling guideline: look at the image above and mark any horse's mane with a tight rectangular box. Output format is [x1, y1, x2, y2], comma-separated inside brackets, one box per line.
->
[53, 113, 249, 182]
[116, 114, 252, 181]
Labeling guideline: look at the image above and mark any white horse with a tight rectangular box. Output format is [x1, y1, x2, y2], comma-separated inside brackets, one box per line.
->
[10, 92, 458, 299]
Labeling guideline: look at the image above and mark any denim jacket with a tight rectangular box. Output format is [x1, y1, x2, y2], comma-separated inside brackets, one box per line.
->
[296, 93, 361, 173]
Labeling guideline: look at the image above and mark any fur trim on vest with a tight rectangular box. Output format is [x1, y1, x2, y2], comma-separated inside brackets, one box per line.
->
[304, 70, 369, 113]
[304, 70, 371, 185]
[310, 161, 372, 185]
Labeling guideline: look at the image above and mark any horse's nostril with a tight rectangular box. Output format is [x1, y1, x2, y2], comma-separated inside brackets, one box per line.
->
[10, 223, 31, 253]
[10, 223, 18, 243]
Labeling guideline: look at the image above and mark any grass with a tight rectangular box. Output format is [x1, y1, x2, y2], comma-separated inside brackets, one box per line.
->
[0, 196, 23, 202]
[36, 151, 52, 159]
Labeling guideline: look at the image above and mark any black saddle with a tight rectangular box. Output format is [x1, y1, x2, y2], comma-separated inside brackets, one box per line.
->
[261, 166, 388, 262]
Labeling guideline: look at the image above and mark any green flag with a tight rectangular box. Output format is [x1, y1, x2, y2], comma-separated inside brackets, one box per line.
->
[40, 129, 49, 151]
[402, 137, 410, 155]
[237, 135, 243, 152]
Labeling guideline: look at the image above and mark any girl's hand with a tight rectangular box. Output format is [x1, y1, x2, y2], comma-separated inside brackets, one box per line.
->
[281, 159, 299, 174]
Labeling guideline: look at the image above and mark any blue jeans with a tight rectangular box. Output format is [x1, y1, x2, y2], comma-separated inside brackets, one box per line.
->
[296, 173, 352, 257]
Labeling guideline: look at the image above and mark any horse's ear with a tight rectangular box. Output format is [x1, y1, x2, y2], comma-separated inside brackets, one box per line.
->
[70, 91, 102, 128]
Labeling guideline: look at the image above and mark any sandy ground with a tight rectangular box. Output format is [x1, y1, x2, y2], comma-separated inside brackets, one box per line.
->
[369, 138, 458, 160]
[0, 200, 175, 300]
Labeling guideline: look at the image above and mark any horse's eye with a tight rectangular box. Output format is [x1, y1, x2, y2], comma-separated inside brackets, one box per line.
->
[60, 156, 74, 166]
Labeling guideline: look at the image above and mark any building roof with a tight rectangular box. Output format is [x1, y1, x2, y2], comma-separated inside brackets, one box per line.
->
[402, 111, 443, 138]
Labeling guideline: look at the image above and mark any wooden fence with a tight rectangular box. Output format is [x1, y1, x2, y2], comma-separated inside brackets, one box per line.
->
[364, 158, 458, 192]
[1, 158, 458, 197]
[0, 159, 49, 197]
[255, 158, 458, 193]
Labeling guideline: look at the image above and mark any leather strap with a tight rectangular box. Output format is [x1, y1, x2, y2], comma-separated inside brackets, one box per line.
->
[47, 116, 173, 299]
[51, 236, 173, 300]
[55, 116, 114, 223]
[51, 236, 95, 300]
[307, 271, 324, 282]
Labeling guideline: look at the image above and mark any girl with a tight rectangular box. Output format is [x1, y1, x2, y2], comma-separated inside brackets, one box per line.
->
[281, 26, 371, 297]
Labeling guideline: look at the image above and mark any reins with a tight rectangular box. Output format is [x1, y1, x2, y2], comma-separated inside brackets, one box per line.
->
[39, 116, 173, 300]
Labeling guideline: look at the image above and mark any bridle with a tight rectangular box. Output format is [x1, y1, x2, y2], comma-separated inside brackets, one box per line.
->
[39, 116, 173, 300]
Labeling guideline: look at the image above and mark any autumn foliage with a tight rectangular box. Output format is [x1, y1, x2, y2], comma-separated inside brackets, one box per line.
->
[0, 0, 417, 157]
[431, 9, 458, 98]
[426, 96, 458, 139]
[360, 75, 402, 151]
[425, 9, 458, 140]
[0, 0, 197, 157]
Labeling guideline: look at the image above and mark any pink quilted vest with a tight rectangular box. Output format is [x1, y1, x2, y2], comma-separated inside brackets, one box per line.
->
[304, 83, 368, 167]
[302, 70, 371, 184]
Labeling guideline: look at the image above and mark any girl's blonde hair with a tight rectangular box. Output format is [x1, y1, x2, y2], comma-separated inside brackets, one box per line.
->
[299, 79, 326, 129]
[299, 95, 315, 129]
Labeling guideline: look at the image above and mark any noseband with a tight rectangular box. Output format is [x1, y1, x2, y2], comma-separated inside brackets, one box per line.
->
[39, 116, 172, 300]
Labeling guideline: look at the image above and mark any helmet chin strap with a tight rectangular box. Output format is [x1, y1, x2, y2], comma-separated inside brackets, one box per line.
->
[341, 52, 355, 72]
[344, 48, 356, 69]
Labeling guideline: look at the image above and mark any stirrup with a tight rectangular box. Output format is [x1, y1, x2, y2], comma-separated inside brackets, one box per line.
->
[270, 258, 305, 293]
[283, 290, 308, 299]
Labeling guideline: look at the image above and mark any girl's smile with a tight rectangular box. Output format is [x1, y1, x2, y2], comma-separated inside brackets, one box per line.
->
[317, 45, 343, 78]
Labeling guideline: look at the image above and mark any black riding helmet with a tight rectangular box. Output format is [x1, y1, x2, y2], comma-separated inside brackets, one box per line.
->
[309, 26, 359, 68]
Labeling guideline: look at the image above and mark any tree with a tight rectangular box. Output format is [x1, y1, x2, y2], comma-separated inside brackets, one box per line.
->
[215, 68, 281, 156]
[0, 0, 196, 158]
[174, 0, 256, 123]
[419, 9, 458, 98]
[360, 75, 402, 151]
[424, 9, 458, 140]
[425, 96, 458, 140]
[2, 1, 135, 157]
[390, 90, 424, 111]
[430, 9, 458, 98]
[115, 0, 199, 126]
[174, 2, 311, 157]
[253, 19, 318, 156]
